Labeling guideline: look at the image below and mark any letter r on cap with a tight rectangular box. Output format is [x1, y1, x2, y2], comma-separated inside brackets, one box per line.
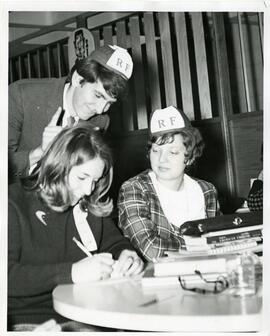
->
[116, 58, 123, 67]
[158, 119, 165, 128]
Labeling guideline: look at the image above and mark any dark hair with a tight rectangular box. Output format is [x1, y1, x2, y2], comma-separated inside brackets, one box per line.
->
[148, 127, 204, 166]
[66, 59, 127, 100]
[24, 125, 113, 216]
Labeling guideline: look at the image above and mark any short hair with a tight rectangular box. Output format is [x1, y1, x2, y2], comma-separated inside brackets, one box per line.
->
[24, 125, 113, 216]
[66, 58, 128, 100]
[148, 127, 204, 166]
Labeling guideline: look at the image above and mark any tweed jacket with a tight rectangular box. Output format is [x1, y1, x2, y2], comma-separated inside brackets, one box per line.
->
[8, 78, 109, 179]
[118, 169, 221, 261]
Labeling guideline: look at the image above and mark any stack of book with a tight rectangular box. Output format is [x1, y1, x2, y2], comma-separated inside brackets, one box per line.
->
[179, 224, 263, 255]
[141, 254, 232, 288]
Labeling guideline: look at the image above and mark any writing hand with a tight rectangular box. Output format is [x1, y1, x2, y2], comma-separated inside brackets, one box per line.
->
[71, 253, 115, 283]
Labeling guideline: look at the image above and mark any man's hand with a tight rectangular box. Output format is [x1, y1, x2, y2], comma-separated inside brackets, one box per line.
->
[29, 107, 63, 168]
[41, 107, 64, 151]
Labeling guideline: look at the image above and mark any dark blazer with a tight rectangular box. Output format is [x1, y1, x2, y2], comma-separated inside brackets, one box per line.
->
[8, 78, 109, 179]
[8, 181, 133, 325]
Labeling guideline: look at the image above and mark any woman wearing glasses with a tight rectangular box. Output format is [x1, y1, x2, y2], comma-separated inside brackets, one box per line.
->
[118, 106, 221, 262]
[8, 125, 143, 331]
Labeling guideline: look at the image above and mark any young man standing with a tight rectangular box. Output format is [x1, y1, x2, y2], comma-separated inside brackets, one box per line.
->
[8, 45, 133, 179]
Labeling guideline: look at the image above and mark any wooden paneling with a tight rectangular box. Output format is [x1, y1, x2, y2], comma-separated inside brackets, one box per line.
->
[191, 13, 212, 119]
[18, 56, 23, 79]
[8, 11, 264, 210]
[144, 12, 161, 111]
[27, 53, 32, 78]
[237, 13, 251, 112]
[229, 112, 263, 198]
[174, 12, 195, 120]
[158, 12, 177, 106]
[9, 59, 14, 83]
[116, 21, 134, 131]
[129, 16, 148, 129]
[108, 130, 150, 202]
[193, 119, 227, 197]
[258, 13, 263, 61]
[46, 46, 52, 77]
[57, 43, 62, 77]
[92, 30, 101, 48]
[212, 13, 235, 197]
[103, 26, 113, 45]
[37, 50, 42, 78]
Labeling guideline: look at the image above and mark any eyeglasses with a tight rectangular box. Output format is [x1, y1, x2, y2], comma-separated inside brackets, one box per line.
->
[178, 270, 229, 294]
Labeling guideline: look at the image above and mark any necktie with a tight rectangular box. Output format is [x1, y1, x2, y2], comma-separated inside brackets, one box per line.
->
[67, 116, 75, 127]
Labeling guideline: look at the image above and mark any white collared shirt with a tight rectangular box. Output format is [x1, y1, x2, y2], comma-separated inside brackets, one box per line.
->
[61, 84, 79, 126]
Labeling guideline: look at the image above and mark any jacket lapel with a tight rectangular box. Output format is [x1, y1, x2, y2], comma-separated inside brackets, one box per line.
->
[46, 77, 67, 122]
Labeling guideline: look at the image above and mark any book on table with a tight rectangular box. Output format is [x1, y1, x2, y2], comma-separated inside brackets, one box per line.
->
[179, 211, 262, 237]
[178, 239, 263, 255]
[182, 225, 263, 246]
[153, 254, 229, 277]
[178, 213, 263, 255]
[141, 265, 227, 288]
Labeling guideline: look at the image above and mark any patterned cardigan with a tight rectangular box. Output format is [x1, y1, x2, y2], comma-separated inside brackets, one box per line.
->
[118, 169, 221, 261]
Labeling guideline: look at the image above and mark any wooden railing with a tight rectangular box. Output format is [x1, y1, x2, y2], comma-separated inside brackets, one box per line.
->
[9, 12, 263, 120]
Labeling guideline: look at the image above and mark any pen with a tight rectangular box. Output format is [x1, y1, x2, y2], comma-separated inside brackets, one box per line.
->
[139, 298, 158, 307]
[139, 295, 174, 307]
[72, 237, 92, 257]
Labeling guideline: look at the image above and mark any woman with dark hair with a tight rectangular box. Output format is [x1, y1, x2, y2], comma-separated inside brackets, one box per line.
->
[118, 106, 221, 262]
[8, 125, 143, 331]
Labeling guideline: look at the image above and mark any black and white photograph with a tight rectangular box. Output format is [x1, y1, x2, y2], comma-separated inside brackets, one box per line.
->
[1, 0, 270, 334]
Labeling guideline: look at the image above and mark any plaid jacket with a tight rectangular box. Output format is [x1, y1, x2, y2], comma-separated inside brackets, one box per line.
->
[118, 169, 221, 261]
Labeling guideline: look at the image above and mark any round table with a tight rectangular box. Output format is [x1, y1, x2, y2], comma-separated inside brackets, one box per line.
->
[53, 277, 262, 332]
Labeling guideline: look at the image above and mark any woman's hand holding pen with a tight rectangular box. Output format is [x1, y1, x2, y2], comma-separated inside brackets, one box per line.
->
[71, 253, 115, 283]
